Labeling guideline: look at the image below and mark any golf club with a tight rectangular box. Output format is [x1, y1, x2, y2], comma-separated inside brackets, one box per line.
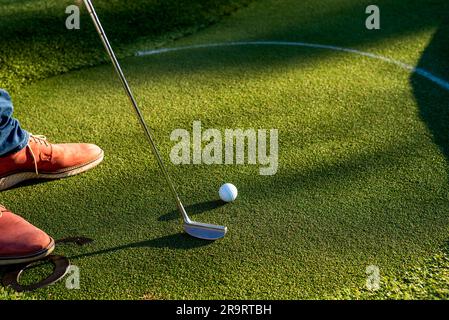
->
[83, 0, 227, 240]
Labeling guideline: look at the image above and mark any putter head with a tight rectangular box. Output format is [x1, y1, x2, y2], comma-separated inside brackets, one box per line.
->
[183, 221, 227, 240]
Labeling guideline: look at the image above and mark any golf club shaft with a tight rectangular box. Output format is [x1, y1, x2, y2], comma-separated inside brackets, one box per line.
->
[83, 0, 190, 222]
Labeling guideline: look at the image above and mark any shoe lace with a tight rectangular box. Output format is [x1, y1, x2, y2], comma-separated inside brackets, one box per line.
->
[30, 134, 49, 147]
[27, 134, 49, 175]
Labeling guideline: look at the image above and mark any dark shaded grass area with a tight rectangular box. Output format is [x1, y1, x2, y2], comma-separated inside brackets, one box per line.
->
[0, 0, 254, 92]
[412, 18, 449, 165]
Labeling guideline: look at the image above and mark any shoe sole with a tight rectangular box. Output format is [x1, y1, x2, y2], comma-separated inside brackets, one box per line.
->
[0, 238, 55, 266]
[0, 151, 104, 192]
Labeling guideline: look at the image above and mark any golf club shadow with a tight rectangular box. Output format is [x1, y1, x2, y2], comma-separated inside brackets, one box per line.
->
[158, 199, 226, 221]
[68, 233, 211, 260]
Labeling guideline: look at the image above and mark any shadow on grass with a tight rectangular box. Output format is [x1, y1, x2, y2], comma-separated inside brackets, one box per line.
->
[3, 178, 55, 191]
[67, 233, 211, 261]
[158, 199, 226, 221]
[412, 18, 449, 167]
[0, 233, 210, 285]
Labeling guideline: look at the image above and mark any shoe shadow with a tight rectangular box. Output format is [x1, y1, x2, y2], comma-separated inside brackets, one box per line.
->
[158, 200, 226, 221]
[3, 178, 54, 191]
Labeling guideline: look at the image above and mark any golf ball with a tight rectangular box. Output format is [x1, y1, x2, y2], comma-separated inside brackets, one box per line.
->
[219, 183, 238, 202]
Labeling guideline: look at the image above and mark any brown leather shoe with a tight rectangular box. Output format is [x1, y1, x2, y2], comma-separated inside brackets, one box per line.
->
[0, 205, 55, 266]
[0, 134, 104, 191]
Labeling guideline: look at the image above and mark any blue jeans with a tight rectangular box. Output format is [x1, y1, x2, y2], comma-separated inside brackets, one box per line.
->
[0, 89, 29, 157]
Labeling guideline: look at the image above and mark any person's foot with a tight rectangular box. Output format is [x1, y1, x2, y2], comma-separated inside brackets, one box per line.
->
[0, 205, 55, 266]
[0, 134, 104, 191]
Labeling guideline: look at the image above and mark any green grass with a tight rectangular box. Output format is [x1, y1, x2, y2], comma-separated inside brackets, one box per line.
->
[0, 287, 35, 300]
[1, 0, 449, 299]
[331, 250, 449, 299]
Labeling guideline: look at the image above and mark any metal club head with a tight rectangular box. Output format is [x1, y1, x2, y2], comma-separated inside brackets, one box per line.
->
[183, 221, 228, 241]
[178, 203, 227, 240]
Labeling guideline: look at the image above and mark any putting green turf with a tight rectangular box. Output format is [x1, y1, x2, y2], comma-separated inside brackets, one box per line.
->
[1, 0, 449, 299]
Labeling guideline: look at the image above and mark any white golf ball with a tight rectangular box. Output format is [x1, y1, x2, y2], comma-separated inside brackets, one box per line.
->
[219, 183, 238, 202]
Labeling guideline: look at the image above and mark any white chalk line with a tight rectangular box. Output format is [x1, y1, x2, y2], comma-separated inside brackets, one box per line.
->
[136, 41, 449, 92]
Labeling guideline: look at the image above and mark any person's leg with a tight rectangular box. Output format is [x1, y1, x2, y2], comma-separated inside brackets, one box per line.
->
[0, 89, 104, 191]
[0, 89, 29, 157]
